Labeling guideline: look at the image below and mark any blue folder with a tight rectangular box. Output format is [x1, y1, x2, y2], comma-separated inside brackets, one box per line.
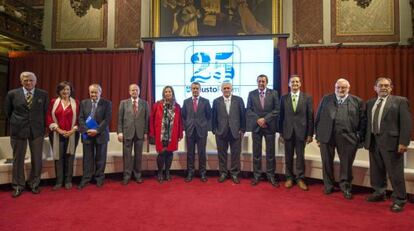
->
[82, 116, 98, 139]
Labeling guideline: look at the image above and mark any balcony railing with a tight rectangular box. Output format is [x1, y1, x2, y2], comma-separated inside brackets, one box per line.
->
[0, 0, 43, 49]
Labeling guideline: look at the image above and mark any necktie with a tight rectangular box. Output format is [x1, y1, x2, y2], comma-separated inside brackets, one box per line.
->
[225, 98, 230, 114]
[193, 97, 198, 113]
[259, 91, 265, 109]
[292, 94, 297, 112]
[372, 98, 383, 134]
[133, 100, 138, 114]
[90, 100, 97, 118]
[26, 92, 33, 109]
[338, 99, 343, 105]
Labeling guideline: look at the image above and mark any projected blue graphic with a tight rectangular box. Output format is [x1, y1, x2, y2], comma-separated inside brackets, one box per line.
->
[190, 51, 235, 83]
[155, 39, 274, 106]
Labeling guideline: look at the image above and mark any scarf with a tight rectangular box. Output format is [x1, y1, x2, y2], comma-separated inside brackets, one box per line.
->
[160, 101, 175, 147]
[51, 97, 77, 160]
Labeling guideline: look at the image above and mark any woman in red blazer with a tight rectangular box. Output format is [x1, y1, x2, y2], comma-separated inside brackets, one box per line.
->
[149, 86, 183, 183]
[46, 81, 80, 190]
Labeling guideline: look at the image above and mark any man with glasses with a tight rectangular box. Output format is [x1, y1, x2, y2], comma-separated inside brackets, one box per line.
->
[315, 78, 366, 199]
[364, 77, 412, 212]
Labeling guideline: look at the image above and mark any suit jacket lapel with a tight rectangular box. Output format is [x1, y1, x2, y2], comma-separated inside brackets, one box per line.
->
[129, 99, 134, 114]
[196, 97, 203, 115]
[253, 90, 260, 107]
[20, 89, 28, 109]
[263, 88, 272, 108]
[138, 99, 145, 114]
[221, 97, 228, 115]
[296, 93, 305, 113]
[286, 94, 293, 113]
[380, 95, 393, 122]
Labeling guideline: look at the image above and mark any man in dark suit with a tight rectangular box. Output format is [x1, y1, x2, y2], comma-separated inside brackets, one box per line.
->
[212, 82, 246, 184]
[117, 84, 149, 185]
[78, 84, 112, 189]
[5, 71, 49, 197]
[315, 78, 366, 199]
[246, 74, 279, 187]
[364, 77, 412, 212]
[279, 75, 314, 190]
[182, 82, 212, 182]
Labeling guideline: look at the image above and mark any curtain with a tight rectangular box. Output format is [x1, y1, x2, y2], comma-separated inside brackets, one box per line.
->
[8, 50, 145, 131]
[289, 46, 414, 138]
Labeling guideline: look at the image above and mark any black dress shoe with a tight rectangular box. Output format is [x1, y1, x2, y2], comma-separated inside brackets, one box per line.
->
[218, 174, 227, 183]
[184, 175, 193, 183]
[251, 178, 259, 186]
[269, 177, 279, 187]
[200, 176, 208, 182]
[165, 171, 171, 181]
[31, 187, 40, 194]
[12, 188, 22, 198]
[121, 179, 129, 185]
[65, 183, 72, 190]
[343, 190, 353, 200]
[157, 173, 164, 183]
[52, 184, 62, 191]
[96, 181, 104, 188]
[135, 178, 143, 184]
[232, 176, 240, 184]
[390, 203, 404, 213]
[324, 187, 334, 195]
[77, 183, 87, 190]
[366, 193, 386, 202]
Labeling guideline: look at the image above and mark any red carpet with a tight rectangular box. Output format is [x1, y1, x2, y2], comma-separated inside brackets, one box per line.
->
[0, 176, 413, 231]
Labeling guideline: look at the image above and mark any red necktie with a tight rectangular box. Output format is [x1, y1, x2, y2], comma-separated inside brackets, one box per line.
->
[260, 91, 265, 109]
[133, 100, 138, 114]
[193, 97, 198, 113]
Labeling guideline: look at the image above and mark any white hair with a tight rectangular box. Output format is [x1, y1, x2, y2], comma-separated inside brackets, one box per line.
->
[89, 83, 102, 93]
[336, 78, 350, 87]
[20, 71, 37, 81]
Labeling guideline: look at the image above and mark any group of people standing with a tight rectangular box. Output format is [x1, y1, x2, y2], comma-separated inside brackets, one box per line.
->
[5, 71, 412, 213]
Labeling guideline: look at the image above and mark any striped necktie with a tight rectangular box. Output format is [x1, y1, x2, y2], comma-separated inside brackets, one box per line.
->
[90, 100, 97, 118]
[26, 92, 33, 109]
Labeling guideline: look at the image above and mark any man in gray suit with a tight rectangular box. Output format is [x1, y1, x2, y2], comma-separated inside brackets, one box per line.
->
[212, 82, 246, 184]
[246, 74, 279, 187]
[182, 82, 212, 182]
[78, 84, 112, 189]
[315, 78, 366, 199]
[117, 84, 149, 185]
[364, 77, 412, 213]
[279, 75, 313, 190]
[5, 71, 49, 197]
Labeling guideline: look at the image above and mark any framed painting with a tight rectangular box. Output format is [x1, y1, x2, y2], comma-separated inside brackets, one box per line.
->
[331, 0, 399, 43]
[52, 0, 108, 48]
[151, 0, 282, 37]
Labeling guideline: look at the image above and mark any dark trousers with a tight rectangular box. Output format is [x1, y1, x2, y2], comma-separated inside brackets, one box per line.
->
[50, 133, 79, 185]
[252, 132, 275, 179]
[215, 130, 241, 177]
[284, 133, 305, 180]
[11, 135, 44, 190]
[369, 134, 406, 204]
[81, 140, 108, 184]
[157, 150, 173, 173]
[320, 133, 357, 192]
[123, 134, 144, 180]
[186, 131, 207, 176]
